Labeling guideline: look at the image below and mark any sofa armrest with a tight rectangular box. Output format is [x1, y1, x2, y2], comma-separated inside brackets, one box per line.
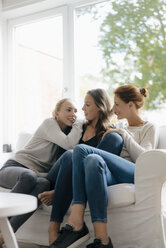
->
[134, 149, 166, 207]
[0, 152, 15, 169]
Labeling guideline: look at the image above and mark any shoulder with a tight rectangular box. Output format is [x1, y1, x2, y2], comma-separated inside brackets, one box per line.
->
[114, 120, 128, 129]
[143, 121, 158, 130]
[37, 118, 59, 132]
[42, 118, 58, 127]
[141, 121, 159, 136]
[42, 117, 56, 124]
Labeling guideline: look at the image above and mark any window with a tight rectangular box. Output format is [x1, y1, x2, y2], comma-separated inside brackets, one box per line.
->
[74, 1, 112, 113]
[5, 7, 67, 148]
[74, 0, 166, 123]
[2, 0, 166, 150]
[14, 16, 63, 135]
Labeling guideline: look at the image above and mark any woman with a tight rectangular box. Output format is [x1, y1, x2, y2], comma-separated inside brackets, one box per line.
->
[0, 98, 83, 246]
[38, 88, 123, 246]
[51, 85, 159, 248]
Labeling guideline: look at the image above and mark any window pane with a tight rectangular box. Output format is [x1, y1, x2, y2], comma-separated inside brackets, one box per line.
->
[75, 2, 112, 113]
[14, 15, 63, 139]
[75, 1, 166, 124]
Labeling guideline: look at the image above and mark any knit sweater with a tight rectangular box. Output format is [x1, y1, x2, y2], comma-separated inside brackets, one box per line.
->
[118, 122, 159, 163]
[14, 118, 83, 172]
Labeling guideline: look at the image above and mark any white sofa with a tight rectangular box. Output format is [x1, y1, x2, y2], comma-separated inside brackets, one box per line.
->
[0, 126, 166, 248]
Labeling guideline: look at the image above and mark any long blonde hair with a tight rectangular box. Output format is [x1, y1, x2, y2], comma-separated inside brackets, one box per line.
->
[52, 98, 70, 118]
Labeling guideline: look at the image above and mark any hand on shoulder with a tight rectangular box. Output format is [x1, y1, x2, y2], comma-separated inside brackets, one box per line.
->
[102, 128, 122, 139]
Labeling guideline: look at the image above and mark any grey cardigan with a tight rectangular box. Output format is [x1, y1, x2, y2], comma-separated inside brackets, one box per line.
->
[15, 118, 83, 173]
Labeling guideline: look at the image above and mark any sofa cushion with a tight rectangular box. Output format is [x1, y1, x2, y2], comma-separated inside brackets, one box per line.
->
[0, 183, 135, 214]
[41, 183, 135, 215]
[15, 132, 32, 151]
[107, 183, 135, 208]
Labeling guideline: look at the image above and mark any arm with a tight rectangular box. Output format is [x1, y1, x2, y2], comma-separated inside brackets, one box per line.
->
[119, 124, 159, 162]
[41, 119, 83, 150]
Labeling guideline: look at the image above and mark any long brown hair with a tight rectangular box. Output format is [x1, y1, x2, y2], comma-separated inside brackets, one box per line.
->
[87, 88, 112, 141]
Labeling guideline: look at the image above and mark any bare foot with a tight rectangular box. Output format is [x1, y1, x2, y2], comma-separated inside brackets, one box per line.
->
[38, 190, 54, 206]
[49, 221, 60, 245]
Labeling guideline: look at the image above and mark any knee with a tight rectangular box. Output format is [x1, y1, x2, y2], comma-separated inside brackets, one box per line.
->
[19, 170, 37, 186]
[84, 154, 104, 174]
[103, 132, 123, 144]
[73, 144, 89, 160]
[103, 132, 124, 154]
[62, 149, 73, 161]
[73, 144, 85, 154]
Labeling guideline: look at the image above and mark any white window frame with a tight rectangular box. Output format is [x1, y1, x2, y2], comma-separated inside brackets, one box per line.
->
[1, 0, 106, 148]
[3, 6, 73, 147]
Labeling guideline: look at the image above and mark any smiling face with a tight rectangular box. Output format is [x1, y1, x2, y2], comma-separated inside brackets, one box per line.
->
[82, 93, 100, 123]
[55, 100, 77, 130]
[113, 94, 131, 120]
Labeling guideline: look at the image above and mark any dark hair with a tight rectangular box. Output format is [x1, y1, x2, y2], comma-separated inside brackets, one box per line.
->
[86, 88, 112, 141]
[114, 85, 148, 109]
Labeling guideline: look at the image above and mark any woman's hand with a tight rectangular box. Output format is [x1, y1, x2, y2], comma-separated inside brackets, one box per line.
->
[29, 168, 39, 175]
[102, 128, 121, 139]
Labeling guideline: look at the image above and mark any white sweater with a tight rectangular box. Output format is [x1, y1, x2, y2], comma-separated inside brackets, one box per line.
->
[15, 118, 83, 172]
[118, 122, 159, 163]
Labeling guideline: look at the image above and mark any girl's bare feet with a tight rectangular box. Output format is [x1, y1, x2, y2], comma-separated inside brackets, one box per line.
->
[38, 190, 54, 206]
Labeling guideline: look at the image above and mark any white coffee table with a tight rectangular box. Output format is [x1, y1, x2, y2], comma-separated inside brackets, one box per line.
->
[0, 192, 37, 248]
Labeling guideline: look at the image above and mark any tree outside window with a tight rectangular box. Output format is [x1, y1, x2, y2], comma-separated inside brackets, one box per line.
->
[75, 0, 166, 121]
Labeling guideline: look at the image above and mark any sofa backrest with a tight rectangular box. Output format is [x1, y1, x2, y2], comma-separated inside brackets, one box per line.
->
[15, 125, 166, 151]
[15, 132, 33, 151]
[158, 125, 166, 149]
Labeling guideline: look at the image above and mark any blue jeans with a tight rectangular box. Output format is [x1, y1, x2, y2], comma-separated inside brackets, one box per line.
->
[47, 132, 123, 223]
[47, 149, 73, 222]
[72, 144, 135, 223]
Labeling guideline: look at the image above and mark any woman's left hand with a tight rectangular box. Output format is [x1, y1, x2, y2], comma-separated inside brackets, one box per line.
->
[102, 128, 121, 139]
[29, 168, 39, 175]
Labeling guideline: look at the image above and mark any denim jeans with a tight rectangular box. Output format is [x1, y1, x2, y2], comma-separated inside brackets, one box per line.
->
[72, 142, 135, 223]
[47, 132, 123, 222]
[0, 160, 50, 231]
[47, 149, 74, 222]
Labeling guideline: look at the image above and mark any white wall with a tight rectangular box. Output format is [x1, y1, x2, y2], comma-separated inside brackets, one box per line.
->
[2, 0, 86, 10]
[2, 0, 42, 9]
